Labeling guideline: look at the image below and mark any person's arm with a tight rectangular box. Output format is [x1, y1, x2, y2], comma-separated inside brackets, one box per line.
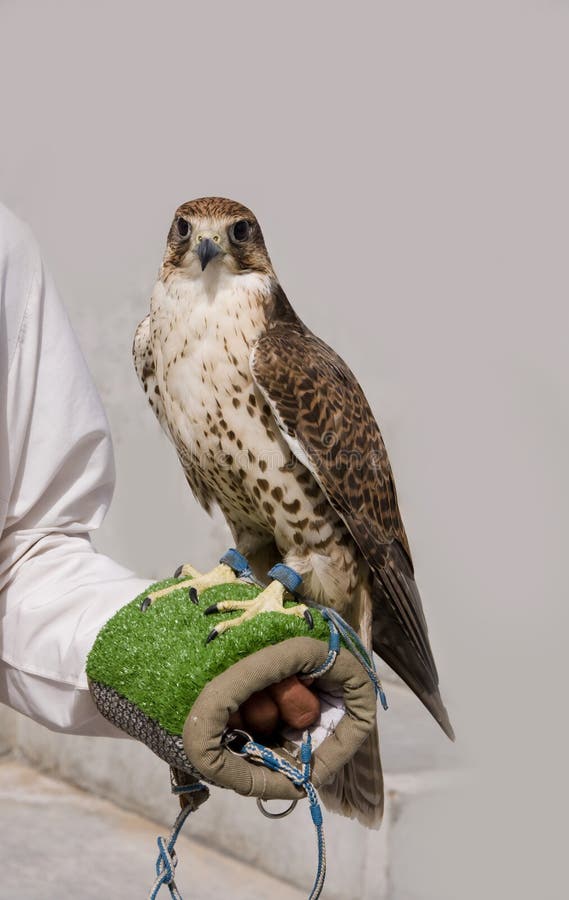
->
[0, 205, 149, 734]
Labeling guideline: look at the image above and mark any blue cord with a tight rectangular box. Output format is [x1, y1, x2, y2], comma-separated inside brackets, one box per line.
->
[149, 741, 326, 900]
[148, 783, 208, 899]
[314, 607, 389, 710]
[244, 733, 327, 900]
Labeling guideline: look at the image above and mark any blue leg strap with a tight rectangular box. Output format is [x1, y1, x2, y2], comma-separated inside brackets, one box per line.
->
[219, 549, 265, 587]
[219, 548, 253, 578]
[267, 563, 303, 594]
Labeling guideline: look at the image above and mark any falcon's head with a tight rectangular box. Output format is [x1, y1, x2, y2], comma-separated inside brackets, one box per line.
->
[161, 197, 274, 281]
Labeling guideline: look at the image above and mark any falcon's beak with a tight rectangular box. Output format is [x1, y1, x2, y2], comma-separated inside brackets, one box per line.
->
[196, 238, 222, 271]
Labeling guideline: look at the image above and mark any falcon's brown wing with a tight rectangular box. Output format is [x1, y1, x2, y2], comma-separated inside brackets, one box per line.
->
[251, 321, 453, 739]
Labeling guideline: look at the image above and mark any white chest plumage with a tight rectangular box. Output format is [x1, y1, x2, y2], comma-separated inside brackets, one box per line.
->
[150, 270, 268, 451]
[150, 271, 291, 529]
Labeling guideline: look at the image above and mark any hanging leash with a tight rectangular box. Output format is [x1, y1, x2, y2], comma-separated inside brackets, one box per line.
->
[148, 735, 325, 900]
[242, 732, 326, 900]
[148, 782, 208, 900]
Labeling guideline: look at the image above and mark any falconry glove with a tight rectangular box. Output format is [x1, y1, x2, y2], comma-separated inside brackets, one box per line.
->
[87, 552, 380, 805]
[87, 552, 387, 898]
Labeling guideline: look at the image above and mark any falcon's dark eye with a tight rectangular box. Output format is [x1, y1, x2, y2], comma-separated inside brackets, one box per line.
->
[229, 219, 252, 244]
[176, 217, 191, 239]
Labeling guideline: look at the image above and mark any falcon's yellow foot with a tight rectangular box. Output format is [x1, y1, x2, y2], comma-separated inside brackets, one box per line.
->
[140, 563, 238, 611]
[204, 579, 314, 643]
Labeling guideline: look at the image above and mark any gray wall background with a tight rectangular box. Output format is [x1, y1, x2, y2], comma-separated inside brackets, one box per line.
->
[1, 1, 567, 898]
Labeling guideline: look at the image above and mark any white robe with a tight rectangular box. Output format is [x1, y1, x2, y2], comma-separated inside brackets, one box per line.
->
[0, 204, 149, 734]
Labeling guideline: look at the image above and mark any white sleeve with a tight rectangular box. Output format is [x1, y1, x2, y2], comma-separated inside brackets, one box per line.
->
[0, 204, 150, 735]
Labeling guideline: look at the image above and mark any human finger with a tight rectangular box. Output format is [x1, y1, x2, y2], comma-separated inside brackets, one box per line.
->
[240, 689, 279, 735]
[269, 675, 320, 729]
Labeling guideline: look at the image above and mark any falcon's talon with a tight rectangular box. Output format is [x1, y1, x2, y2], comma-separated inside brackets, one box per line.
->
[303, 609, 314, 629]
[205, 628, 219, 644]
[141, 577, 195, 607]
[140, 596, 151, 613]
[189, 587, 199, 605]
[204, 602, 219, 615]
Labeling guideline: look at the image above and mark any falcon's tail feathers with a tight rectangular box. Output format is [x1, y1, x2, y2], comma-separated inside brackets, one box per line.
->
[319, 726, 383, 829]
[371, 570, 455, 741]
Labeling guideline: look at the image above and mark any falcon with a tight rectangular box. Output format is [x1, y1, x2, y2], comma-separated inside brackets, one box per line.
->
[133, 197, 454, 827]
